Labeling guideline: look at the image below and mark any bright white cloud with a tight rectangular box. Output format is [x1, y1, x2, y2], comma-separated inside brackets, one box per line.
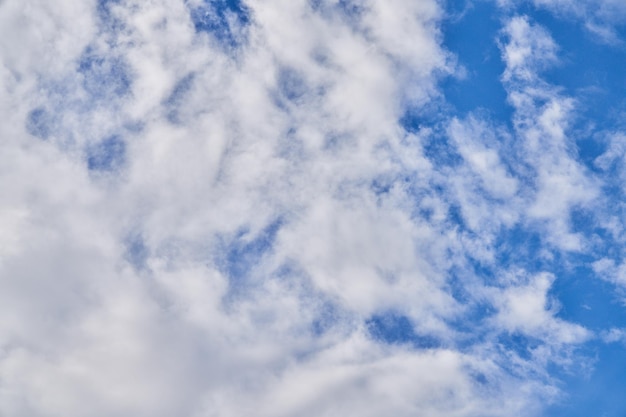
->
[500, 16, 558, 83]
[490, 272, 590, 344]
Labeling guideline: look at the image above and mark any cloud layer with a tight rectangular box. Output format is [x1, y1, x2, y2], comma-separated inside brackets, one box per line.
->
[1, 0, 624, 416]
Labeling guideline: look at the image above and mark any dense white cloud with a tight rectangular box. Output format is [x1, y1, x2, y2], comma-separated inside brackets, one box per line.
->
[489, 272, 589, 344]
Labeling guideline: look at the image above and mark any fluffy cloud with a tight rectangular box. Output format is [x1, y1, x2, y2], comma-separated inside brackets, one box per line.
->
[489, 272, 589, 344]
[0, 1, 603, 416]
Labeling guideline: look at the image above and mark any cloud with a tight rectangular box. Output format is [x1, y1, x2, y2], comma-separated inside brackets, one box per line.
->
[601, 327, 626, 344]
[499, 0, 626, 43]
[490, 272, 590, 344]
[0, 1, 606, 416]
[498, 16, 599, 251]
[500, 16, 558, 83]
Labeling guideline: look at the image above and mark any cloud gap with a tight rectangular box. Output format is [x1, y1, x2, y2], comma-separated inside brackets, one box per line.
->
[124, 232, 150, 271]
[86, 134, 126, 172]
[25, 107, 55, 140]
[366, 312, 440, 349]
[164, 73, 196, 124]
[189, 0, 250, 48]
[217, 218, 283, 285]
[77, 49, 132, 102]
[277, 67, 308, 103]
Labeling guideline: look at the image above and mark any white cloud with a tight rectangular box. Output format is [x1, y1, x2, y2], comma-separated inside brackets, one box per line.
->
[500, 16, 558, 83]
[592, 257, 626, 289]
[0, 1, 599, 416]
[499, 16, 599, 251]
[601, 327, 626, 343]
[490, 272, 590, 344]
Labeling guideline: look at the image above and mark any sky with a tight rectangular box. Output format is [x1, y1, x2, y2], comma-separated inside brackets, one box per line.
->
[1, 0, 626, 416]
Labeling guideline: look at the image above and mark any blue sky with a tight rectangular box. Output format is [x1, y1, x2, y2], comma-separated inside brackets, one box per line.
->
[1, 0, 626, 416]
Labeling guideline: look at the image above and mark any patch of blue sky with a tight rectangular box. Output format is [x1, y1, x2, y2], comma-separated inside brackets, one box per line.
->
[124, 232, 149, 271]
[366, 312, 440, 349]
[441, 0, 513, 124]
[369, 176, 396, 199]
[402, 186, 446, 225]
[277, 67, 308, 103]
[164, 73, 195, 124]
[594, 160, 626, 220]
[518, 225, 626, 417]
[78, 49, 132, 103]
[443, 269, 499, 346]
[420, 134, 465, 167]
[446, 203, 468, 230]
[398, 96, 453, 134]
[189, 0, 250, 48]
[87, 135, 126, 172]
[495, 332, 544, 362]
[269, 66, 312, 113]
[545, 341, 626, 417]
[24, 51, 133, 152]
[493, 225, 545, 271]
[577, 137, 610, 175]
[216, 219, 282, 285]
[447, 305, 495, 349]
[90, 3, 129, 61]
[26, 107, 55, 140]
[570, 207, 618, 256]
[549, 265, 626, 331]
[95, 0, 127, 34]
